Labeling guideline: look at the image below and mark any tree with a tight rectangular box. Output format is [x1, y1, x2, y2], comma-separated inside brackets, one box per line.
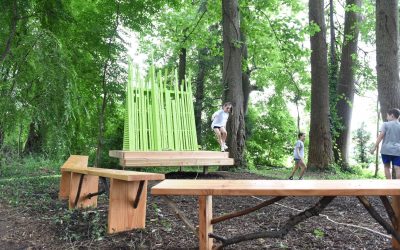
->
[376, 0, 400, 118]
[307, 0, 333, 169]
[335, 0, 361, 170]
[352, 122, 373, 168]
[222, 0, 245, 168]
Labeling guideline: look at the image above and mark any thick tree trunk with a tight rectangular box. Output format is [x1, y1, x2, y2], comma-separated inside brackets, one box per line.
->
[194, 48, 207, 145]
[23, 122, 43, 154]
[222, 0, 245, 168]
[178, 47, 186, 88]
[308, 0, 333, 169]
[335, 0, 361, 170]
[376, 0, 400, 118]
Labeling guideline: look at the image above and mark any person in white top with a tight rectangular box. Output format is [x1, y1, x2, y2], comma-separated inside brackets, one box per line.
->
[288, 132, 307, 180]
[211, 102, 232, 152]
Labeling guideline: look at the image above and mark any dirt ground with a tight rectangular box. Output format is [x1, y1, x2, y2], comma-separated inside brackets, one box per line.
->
[0, 171, 394, 249]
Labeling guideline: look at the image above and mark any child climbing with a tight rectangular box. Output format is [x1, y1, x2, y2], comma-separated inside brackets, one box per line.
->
[211, 102, 232, 152]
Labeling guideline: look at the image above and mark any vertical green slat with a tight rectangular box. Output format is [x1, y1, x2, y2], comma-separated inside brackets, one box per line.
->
[187, 77, 198, 150]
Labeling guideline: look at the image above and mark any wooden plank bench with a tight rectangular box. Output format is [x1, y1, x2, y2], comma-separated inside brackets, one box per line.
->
[151, 179, 400, 250]
[58, 155, 165, 234]
[109, 150, 234, 173]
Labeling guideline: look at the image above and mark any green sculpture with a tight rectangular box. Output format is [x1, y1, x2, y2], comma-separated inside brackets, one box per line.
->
[123, 61, 198, 151]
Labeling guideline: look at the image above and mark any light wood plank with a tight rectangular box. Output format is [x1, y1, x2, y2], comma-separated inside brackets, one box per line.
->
[61, 167, 165, 181]
[68, 173, 99, 209]
[87, 168, 165, 181]
[151, 179, 400, 196]
[110, 150, 230, 159]
[199, 196, 213, 250]
[108, 179, 148, 233]
[121, 158, 234, 167]
[60, 155, 89, 169]
[59, 155, 88, 200]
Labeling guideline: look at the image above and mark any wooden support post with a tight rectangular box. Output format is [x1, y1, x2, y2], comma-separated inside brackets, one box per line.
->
[392, 195, 400, 249]
[108, 179, 148, 234]
[68, 173, 98, 209]
[59, 171, 71, 200]
[199, 195, 213, 250]
[203, 166, 208, 175]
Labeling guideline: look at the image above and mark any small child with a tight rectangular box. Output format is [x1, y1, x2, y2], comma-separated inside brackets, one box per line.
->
[211, 102, 232, 152]
[370, 108, 400, 179]
[288, 132, 307, 180]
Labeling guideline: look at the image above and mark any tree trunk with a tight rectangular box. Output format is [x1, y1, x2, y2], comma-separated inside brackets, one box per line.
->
[0, 0, 18, 64]
[222, 0, 245, 168]
[95, 3, 120, 167]
[178, 47, 186, 88]
[0, 126, 4, 149]
[241, 30, 251, 116]
[329, 0, 340, 163]
[335, 0, 361, 170]
[23, 121, 43, 154]
[376, 0, 400, 118]
[308, 0, 333, 169]
[194, 48, 207, 146]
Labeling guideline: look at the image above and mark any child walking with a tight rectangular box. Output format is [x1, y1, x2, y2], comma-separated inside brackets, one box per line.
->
[370, 108, 400, 179]
[211, 102, 232, 152]
[288, 132, 307, 180]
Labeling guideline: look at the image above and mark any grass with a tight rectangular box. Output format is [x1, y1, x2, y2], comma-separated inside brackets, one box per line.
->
[250, 164, 385, 180]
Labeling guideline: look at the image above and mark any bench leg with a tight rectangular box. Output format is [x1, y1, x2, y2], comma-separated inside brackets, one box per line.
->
[393, 195, 400, 249]
[199, 195, 213, 250]
[108, 179, 148, 234]
[59, 171, 71, 200]
[68, 173, 99, 209]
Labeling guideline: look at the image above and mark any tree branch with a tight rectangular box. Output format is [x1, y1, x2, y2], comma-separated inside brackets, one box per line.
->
[1, 0, 18, 64]
[161, 196, 197, 235]
[210, 196, 336, 249]
[357, 196, 400, 243]
[211, 196, 285, 224]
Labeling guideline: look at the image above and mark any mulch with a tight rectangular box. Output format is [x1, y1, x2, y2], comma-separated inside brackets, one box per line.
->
[0, 171, 394, 249]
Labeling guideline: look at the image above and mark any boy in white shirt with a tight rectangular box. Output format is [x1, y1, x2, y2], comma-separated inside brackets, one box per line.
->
[288, 132, 307, 180]
[211, 102, 232, 152]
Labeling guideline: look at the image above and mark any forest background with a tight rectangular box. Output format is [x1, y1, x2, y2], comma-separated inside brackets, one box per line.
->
[0, 0, 393, 177]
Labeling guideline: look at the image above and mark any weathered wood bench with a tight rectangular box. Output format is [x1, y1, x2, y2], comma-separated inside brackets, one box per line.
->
[151, 179, 400, 250]
[109, 150, 234, 173]
[58, 155, 165, 234]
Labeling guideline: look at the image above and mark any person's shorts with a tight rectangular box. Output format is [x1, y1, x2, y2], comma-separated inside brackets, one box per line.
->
[294, 158, 301, 162]
[213, 126, 222, 129]
[381, 154, 400, 166]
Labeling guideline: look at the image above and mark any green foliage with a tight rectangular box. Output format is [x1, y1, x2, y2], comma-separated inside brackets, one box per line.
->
[313, 228, 325, 238]
[246, 96, 297, 168]
[54, 209, 106, 241]
[352, 122, 373, 168]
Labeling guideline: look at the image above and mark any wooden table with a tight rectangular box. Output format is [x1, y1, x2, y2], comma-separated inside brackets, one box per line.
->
[109, 150, 234, 173]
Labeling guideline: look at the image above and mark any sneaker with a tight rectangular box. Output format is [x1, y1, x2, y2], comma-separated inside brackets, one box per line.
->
[288, 176, 293, 180]
[223, 144, 228, 150]
[221, 146, 225, 152]
[298, 176, 303, 180]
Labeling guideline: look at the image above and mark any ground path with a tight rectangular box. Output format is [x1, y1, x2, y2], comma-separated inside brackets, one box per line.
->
[0, 171, 393, 249]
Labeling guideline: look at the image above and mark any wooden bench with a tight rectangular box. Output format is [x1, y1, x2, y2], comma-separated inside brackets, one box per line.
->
[151, 179, 400, 250]
[109, 150, 234, 173]
[58, 155, 165, 234]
